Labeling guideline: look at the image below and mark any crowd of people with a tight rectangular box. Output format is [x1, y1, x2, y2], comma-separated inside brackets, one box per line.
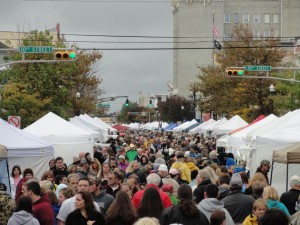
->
[1, 130, 300, 225]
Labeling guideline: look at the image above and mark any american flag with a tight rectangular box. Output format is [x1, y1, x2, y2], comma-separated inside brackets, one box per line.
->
[213, 25, 219, 39]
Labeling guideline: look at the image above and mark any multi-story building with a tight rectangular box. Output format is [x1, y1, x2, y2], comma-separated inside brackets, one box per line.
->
[172, 0, 300, 98]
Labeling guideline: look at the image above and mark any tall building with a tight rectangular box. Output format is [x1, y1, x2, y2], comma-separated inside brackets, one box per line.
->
[172, 0, 300, 98]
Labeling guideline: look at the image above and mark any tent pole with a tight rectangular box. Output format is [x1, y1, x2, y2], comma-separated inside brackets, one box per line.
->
[270, 161, 274, 185]
[286, 164, 289, 192]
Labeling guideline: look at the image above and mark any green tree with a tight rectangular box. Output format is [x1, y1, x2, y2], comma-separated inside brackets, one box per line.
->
[0, 30, 103, 126]
[196, 24, 287, 121]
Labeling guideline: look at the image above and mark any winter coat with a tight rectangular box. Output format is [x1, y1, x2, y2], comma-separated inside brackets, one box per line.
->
[197, 198, 235, 225]
[242, 214, 258, 225]
[280, 188, 300, 215]
[93, 190, 115, 215]
[266, 199, 290, 216]
[193, 179, 212, 204]
[0, 193, 15, 225]
[7, 211, 40, 225]
[171, 161, 191, 183]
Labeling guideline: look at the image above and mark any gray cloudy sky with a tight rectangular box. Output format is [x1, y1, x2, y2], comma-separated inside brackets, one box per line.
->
[1, 0, 173, 112]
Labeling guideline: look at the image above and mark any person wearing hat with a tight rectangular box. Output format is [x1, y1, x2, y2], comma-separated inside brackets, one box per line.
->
[221, 173, 255, 224]
[76, 158, 90, 179]
[256, 159, 270, 184]
[158, 164, 179, 196]
[0, 183, 15, 225]
[170, 152, 191, 183]
[209, 150, 220, 166]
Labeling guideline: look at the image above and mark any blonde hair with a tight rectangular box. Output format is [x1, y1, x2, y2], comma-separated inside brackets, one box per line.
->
[253, 198, 267, 211]
[203, 166, 218, 185]
[134, 217, 160, 225]
[249, 172, 267, 186]
[263, 186, 279, 201]
[125, 161, 140, 174]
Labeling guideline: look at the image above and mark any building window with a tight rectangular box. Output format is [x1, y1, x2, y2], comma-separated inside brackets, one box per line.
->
[253, 14, 260, 23]
[264, 14, 270, 23]
[224, 14, 230, 23]
[273, 14, 278, 23]
[243, 14, 249, 23]
[224, 33, 230, 41]
[253, 30, 260, 38]
[234, 13, 239, 23]
[263, 31, 271, 37]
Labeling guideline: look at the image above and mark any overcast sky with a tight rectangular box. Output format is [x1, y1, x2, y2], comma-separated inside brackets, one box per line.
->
[1, 0, 173, 112]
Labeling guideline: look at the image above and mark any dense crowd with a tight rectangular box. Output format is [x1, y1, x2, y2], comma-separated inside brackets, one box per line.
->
[1, 130, 300, 225]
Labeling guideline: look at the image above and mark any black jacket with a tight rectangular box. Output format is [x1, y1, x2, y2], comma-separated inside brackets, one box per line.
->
[280, 188, 300, 215]
[193, 179, 212, 204]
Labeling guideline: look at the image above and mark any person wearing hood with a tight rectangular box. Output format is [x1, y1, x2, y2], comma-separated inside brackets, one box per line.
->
[218, 174, 231, 200]
[8, 195, 40, 225]
[263, 186, 290, 216]
[197, 184, 234, 225]
[90, 177, 114, 215]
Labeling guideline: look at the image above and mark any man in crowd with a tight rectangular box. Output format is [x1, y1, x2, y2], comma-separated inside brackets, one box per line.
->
[222, 173, 254, 224]
[53, 157, 69, 178]
[256, 159, 270, 184]
[76, 158, 90, 179]
[23, 181, 54, 225]
[66, 173, 79, 193]
[197, 184, 234, 225]
[90, 178, 114, 215]
[193, 169, 212, 204]
[157, 164, 179, 196]
[57, 178, 100, 225]
[280, 175, 300, 215]
[218, 173, 231, 200]
[0, 183, 15, 225]
[132, 173, 172, 208]
[102, 171, 122, 197]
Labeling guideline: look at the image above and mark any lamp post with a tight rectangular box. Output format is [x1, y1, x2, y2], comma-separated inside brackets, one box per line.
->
[75, 92, 81, 116]
[269, 84, 275, 114]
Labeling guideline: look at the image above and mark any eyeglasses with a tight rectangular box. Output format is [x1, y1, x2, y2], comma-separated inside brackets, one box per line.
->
[107, 177, 115, 180]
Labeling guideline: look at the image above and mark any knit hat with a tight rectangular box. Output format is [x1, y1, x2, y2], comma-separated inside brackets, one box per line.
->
[177, 153, 184, 159]
[162, 184, 173, 193]
[158, 164, 168, 172]
[230, 173, 243, 186]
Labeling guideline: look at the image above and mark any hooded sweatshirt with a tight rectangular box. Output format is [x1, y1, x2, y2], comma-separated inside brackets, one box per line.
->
[197, 198, 235, 225]
[7, 211, 40, 225]
[266, 199, 290, 216]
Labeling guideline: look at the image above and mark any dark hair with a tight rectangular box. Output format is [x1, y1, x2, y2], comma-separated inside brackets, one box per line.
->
[239, 172, 249, 184]
[55, 157, 64, 163]
[25, 181, 41, 196]
[210, 210, 226, 225]
[191, 170, 198, 180]
[258, 208, 289, 225]
[78, 177, 89, 184]
[205, 184, 219, 198]
[47, 190, 58, 205]
[16, 196, 33, 213]
[252, 181, 267, 196]
[41, 170, 54, 181]
[11, 165, 22, 178]
[55, 175, 66, 185]
[77, 191, 96, 218]
[177, 184, 200, 218]
[23, 168, 34, 178]
[219, 174, 231, 185]
[219, 166, 228, 174]
[138, 187, 163, 219]
[106, 191, 137, 224]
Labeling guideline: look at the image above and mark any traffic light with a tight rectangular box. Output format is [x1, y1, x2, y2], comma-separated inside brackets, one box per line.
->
[54, 51, 76, 60]
[125, 99, 129, 107]
[225, 67, 245, 76]
[148, 99, 153, 107]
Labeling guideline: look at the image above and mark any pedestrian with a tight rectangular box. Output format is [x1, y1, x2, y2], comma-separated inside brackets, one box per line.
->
[138, 187, 164, 220]
[65, 191, 105, 225]
[15, 168, 34, 202]
[7, 195, 40, 225]
[280, 175, 300, 215]
[160, 183, 209, 225]
[10, 164, 22, 200]
[105, 190, 137, 225]
[210, 210, 226, 225]
[258, 208, 289, 225]
[255, 160, 270, 184]
[0, 183, 15, 225]
[243, 198, 267, 225]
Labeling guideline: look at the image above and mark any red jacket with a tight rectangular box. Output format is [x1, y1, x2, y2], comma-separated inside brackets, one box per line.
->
[132, 184, 172, 208]
[33, 194, 54, 225]
[15, 177, 27, 202]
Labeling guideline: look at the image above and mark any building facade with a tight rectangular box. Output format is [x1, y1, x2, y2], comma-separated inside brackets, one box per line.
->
[172, 0, 300, 98]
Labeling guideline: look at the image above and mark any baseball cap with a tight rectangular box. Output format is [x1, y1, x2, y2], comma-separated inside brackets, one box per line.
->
[260, 160, 270, 166]
[169, 168, 179, 175]
[80, 158, 88, 165]
[158, 164, 168, 172]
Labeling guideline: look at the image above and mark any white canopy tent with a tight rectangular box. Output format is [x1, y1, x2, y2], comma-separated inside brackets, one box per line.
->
[213, 115, 248, 138]
[202, 118, 228, 138]
[69, 117, 101, 141]
[0, 119, 54, 180]
[173, 119, 198, 131]
[189, 118, 216, 134]
[248, 110, 300, 194]
[24, 112, 94, 165]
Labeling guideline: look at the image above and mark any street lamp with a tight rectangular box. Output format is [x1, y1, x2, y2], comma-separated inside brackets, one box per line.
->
[269, 84, 275, 93]
[76, 92, 81, 98]
[75, 92, 81, 116]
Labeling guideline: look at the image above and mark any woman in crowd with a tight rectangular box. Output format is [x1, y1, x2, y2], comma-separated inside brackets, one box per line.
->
[65, 191, 105, 225]
[245, 172, 267, 195]
[138, 187, 164, 220]
[15, 168, 34, 202]
[58, 187, 74, 205]
[47, 190, 60, 225]
[100, 163, 110, 186]
[106, 190, 138, 225]
[263, 186, 290, 216]
[125, 161, 140, 178]
[8, 195, 40, 225]
[160, 184, 210, 225]
[210, 210, 226, 225]
[10, 164, 22, 200]
[89, 158, 102, 178]
[243, 198, 267, 225]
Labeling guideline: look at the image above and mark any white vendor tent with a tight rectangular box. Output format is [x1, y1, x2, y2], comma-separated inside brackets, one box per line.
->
[24, 112, 94, 165]
[69, 117, 101, 141]
[0, 119, 54, 181]
[213, 115, 248, 138]
[173, 119, 198, 131]
[189, 118, 216, 134]
[202, 118, 228, 138]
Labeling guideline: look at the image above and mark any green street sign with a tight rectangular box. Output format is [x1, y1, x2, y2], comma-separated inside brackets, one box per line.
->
[245, 65, 271, 71]
[18, 46, 53, 53]
[97, 103, 110, 109]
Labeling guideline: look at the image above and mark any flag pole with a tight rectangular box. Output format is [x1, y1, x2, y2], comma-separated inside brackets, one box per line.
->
[212, 0, 215, 68]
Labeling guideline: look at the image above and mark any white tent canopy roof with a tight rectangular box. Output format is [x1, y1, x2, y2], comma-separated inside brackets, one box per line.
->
[173, 119, 198, 131]
[24, 112, 93, 144]
[189, 118, 216, 134]
[214, 115, 248, 137]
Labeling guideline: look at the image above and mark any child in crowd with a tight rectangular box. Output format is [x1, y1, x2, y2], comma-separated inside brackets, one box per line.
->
[243, 198, 267, 225]
[162, 183, 178, 205]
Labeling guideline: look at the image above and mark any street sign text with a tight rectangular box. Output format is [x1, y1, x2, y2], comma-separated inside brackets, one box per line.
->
[245, 65, 271, 71]
[19, 46, 53, 53]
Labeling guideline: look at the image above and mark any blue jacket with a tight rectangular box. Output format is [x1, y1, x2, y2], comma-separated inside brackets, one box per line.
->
[266, 199, 290, 216]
